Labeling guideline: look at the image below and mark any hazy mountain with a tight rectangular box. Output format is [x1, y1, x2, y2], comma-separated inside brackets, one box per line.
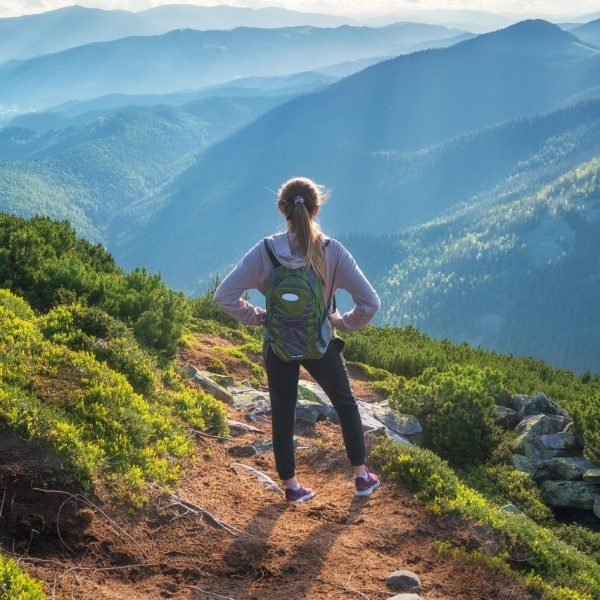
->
[571, 18, 600, 47]
[5, 70, 338, 128]
[0, 4, 356, 63]
[0, 95, 285, 243]
[359, 153, 600, 374]
[359, 9, 514, 33]
[114, 20, 600, 291]
[0, 22, 466, 111]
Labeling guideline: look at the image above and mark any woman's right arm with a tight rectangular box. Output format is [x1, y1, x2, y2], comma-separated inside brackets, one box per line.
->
[213, 241, 268, 326]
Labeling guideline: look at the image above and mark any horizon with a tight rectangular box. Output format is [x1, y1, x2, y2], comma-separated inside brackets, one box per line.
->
[2, 1, 600, 20]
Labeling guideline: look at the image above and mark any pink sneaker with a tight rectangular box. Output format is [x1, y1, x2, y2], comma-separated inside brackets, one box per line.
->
[285, 484, 316, 504]
[354, 469, 381, 497]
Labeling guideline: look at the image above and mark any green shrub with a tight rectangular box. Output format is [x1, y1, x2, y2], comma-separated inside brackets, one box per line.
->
[0, 291, 228, 502]
[206, 357, 228, 375]
[39, 304, 156, 394]
[390, 364, 502, 466]
[371, 439, 459, 505]
[573, 392, 600, 464]
[0, 555, 46, 599]
[461, 463, 554, 524]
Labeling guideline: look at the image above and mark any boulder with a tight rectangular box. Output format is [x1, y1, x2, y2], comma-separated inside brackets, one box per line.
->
[388, 595, 423, 600]
[206, 372, 235, 388]
[189, 367, 234, 405]
[500, 504, 522, 514]
[545, 456, 596, 480]
[540, 480, 600, 509]
[495, 390, 516, 409]
[386, 570, 422, 592]
[227, 420, 264, 435]
[537, 432, 582, 453]
[512, 394, 528, 419]
[522, 392, 570, 419]
[368, 401, 423, 436]
[252, 437, 298, 454]
[495, 406, 519, 429]
[512, 454, 546, 479]
[583, 469, 600, 484]
[512, 414, 570, 453]
[594, 496, 600, 519]
[230, 389, 271, 415]
[296, 380, 339, 423]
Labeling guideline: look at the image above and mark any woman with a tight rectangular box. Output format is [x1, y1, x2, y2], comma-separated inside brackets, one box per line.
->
[213, 176, 381, 503]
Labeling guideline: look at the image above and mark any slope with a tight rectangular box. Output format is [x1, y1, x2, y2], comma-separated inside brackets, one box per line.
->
[571, 18, 600, 47]
[116, 21, 600, 292]
[363, 154, 600, 373]
[0, 96, 284, 245]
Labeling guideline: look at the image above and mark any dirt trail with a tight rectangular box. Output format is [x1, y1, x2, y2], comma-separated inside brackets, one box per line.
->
[0, 334, 535, 599]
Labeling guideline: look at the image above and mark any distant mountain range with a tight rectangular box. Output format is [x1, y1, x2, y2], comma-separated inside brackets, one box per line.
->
[0, 4, 358, 62]
[114, 20, 600, 289]
[0, 22, 468, 111]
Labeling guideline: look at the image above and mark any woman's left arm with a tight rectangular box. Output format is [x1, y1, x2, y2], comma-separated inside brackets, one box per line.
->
[213, 242, 268, 326]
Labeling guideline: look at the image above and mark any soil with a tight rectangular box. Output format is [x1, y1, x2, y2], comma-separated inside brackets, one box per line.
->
[0, 332, 536, 600]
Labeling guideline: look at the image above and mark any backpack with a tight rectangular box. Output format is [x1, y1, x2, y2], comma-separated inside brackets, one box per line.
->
[263, 237, 334, 362]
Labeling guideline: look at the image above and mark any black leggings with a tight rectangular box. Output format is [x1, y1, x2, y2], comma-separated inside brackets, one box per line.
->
[264, 337, 367, 481]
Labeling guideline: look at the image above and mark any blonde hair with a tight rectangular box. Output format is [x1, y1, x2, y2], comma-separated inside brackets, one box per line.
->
[277, 176, 328, 284]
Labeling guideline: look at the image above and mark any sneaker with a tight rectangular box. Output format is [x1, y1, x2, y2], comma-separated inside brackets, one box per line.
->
[354, 469, 381, 497]
[285, 484, 316, 504]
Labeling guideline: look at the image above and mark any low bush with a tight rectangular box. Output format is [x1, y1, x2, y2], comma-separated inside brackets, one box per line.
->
[0, 555, 46, 599]
[390, 364, 503, 466]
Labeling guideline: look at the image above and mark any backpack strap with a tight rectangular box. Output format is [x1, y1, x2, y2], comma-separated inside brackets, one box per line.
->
[263, 238, 281, 268]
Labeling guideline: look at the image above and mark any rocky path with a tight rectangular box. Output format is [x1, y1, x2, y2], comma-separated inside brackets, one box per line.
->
[2, 333, 536, 599]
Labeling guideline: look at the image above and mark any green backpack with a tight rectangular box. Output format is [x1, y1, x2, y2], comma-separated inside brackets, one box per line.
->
[263, 237, 333, 362]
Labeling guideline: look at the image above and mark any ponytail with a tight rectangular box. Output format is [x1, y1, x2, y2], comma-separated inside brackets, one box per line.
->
[277, 177, 328, 284]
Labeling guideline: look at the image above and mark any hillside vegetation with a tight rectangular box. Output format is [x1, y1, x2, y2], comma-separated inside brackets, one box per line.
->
[0, 215, 599, 598]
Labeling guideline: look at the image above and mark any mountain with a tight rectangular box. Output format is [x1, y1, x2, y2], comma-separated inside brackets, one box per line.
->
[359, 9, 514, 33]
[0, 95, 285, 243]
[0, 22, 467, 111]
[360, 154, 600, 374]
[0, 4, 356, 63]
[571, 18, 600, 47]
[115, 20, 600, 291]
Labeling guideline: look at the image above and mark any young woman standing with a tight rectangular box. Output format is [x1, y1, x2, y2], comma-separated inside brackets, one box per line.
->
[214, 176, 381, 503]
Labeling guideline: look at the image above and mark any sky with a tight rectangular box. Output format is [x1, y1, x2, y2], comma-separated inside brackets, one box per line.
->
[1, 0, 600, 19]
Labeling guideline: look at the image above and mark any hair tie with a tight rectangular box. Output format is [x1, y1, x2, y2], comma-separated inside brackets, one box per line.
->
[293, 195, 305, 206]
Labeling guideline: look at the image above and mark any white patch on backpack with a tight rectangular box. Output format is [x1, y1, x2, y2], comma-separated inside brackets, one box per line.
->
[281, 293, 300, 302]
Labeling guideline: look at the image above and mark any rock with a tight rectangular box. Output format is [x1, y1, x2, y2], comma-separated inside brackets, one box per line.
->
[537, 432, 582, 453]
[495, 406, 519, 429]
[387, 595, 423, 600]
[188, 367, 234, 405]
[227, 420, 264, 435]
[356, 400, 388, 434]
[540, 480, 600, 509]
[500, 503, 522, 514]
[205, 372, 234, 388]
[594, 496, 600, 519]
[545, 456, 596, 480]
[368, 401, 423, 436]
[231, 389, 271, 415]
[512, 394, 528, 419]
[240, 378, 253, 388]
[227, 445, 258, 458]
[386, 570, 422, 592]
[512, 414, 570, 453]
[583, 469, 600, 484]
[495, 390, 515, 409]
[385, 430, 413, 445]
[522, 392, 570, 419]
[251, 437, 298, 454]
[296, 380, 339, 423]
[512, 454, 544, 478]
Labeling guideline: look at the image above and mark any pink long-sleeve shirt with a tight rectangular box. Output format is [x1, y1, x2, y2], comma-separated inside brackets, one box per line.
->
[213, 230, 380, 331]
